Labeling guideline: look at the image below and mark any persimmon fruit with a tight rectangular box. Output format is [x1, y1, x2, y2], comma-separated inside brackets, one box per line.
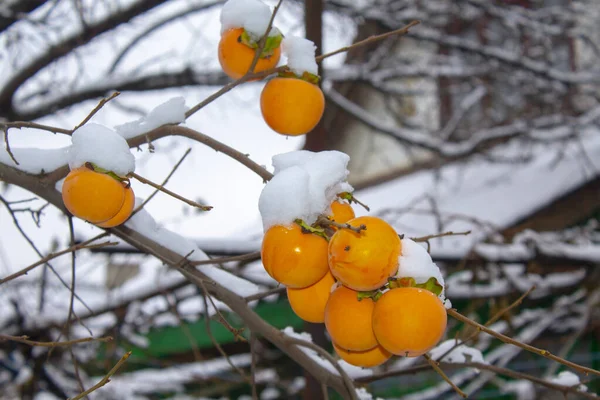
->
[218, 28, 281, 80]
[62, 168, 127, 224]
[328, 216, 401, 291]
[261, 223, 329, 288]
[324, 285, 378, 351]
[329, 200, 355, 225]
[287, 271, 335, 323]
[96, 186, 135, 228]
[372, 287, 447, 357]
[260, 77, 325, 136]
[333, 342, 391, 368]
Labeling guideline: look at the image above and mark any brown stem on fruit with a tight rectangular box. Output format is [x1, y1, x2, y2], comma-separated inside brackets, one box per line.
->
[246, 0, 284, 75]
[132, 148, 192, 215]
[411, 230, 472, 242]
[129, 172, 212, 211]
[0, 235, 113, 284]
[68, 351, 131, 400]
[316, 20, 420, 62]
[72, 91, 120, 132]
[0, 334, 112, 347]
[317, 216, 366, 234]
[423, 354, 468, 398]
[447, 308, 600, 377]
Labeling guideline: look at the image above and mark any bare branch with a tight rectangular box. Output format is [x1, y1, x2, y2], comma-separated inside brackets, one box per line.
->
[68, 351, 132, 400]
[0, 335, 112, 347]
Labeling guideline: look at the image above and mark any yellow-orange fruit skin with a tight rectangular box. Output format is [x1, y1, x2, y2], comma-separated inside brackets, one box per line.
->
[333, 342, 391, 368]
[287, 271, 335, 323]
[372, 287, 447, 357]
[328, 216, 401, 291]
[218, 28, 281, 80]
[62, 168, 126, 223]
[96, 187, 135, 228]
[329, 201, 355, 225]
[261, 224, 329, 288]
[324, 285, 378, 352]
[260, 77, 325, 136]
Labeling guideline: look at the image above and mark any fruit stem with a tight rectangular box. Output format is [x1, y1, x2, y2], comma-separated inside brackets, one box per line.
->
[84, 162, 130, 187]
[337, 192, 370, 211]
[317, 216, 366, 234]
[294, 219, 330, 241]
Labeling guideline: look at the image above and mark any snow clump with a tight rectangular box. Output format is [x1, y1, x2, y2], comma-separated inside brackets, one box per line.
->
[115, 97, 187, 139]
[549, 371, 588, 392]
[282, 36, 318, 76]
[220, 0, 277, 38]
[68, 123, 135, 176]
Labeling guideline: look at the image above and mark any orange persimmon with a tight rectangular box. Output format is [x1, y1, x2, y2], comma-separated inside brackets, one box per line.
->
[287, 271, 335, 323]
[62, 168, 127, 223]
[96, 186, 135, 228]
[218, 28, 281, 80]
[261, 223, 329, 288]
[324, 285, 378, 352]
[333, 342, 391, 368]
[260, 77, 325, 136]
[372, 287, 447, 357]
[329, 200, 355, 225]
[328, 216, 401, 291]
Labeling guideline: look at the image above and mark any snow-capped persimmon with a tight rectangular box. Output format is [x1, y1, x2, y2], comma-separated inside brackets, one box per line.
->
[324, 285, 378, 351]
[333, 342, 391, 368]
[328, 216, 401, 291]
[62, 168, 127, 223]
[287, 271, 335, 323]
[261, 223, 329, 288]
[96, 186, 135, 228]
[372, 287, 447, 357]
[329, 200, 355, 225]
[260, 77, 325, 136]
[218, 28, 281, 80]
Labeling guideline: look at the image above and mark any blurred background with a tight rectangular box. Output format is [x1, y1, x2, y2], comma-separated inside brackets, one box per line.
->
[0, 0, 599, 399]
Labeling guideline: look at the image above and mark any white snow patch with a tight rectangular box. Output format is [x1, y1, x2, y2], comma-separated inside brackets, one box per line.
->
[395, 238, 447, 303]
[220, 0, 275, 38]
[500, 380, 536, 400]
[550, 371, 588, 392]
[114, 97, 187, 139]
[0, 145, 69, 174]
[68, 123, 135, 175]
[259, 150, 352, 230]
[282, 36, 319, 76]
[429, 339, 486, 368]
[260, 387, 280, 400]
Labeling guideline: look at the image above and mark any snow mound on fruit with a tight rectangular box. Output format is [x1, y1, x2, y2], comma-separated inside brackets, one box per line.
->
[259, 150, 353, 230]
[282, 36, 318, 76]
[220, 0, 276, 38]
[395, 238, 449, 305]
[68, 123, 135, 176]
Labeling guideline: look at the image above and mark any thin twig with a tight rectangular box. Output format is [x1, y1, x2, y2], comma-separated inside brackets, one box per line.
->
[447, 308, 600, 377]
[1, 121, 72, 135]
[72, 92, 120, 131]
[68, 351, 132, 400]
[0, 235, 113, 284]
[423, 354, 468, 398]
[411, 230, 472, 242]
[132, 148, 192, 215]
[192, 251, 261, 266]
[250, 332, 259, 400]
[0, 335, 112, 347]
[316, 21, 421, 62]
[244, 286, 286, 302]
[2, 126, 19, 165]
[129, 172, 212, 211]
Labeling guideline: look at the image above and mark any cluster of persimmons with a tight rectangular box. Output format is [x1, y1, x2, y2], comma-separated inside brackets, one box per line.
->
[218, 23, 325, 136]
[62, 163, 135, 228]
[261, 197, 448, 368]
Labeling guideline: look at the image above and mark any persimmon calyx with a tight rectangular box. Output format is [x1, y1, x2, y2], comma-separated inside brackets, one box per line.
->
[388, 276, 444, 296]
[240, 29, 283, 58]
[337, 191, 370, 211]
[294, 218, 329, 241]
[277, 69, 320, 85]
[84, 162, 131, 187]
[357, 290, 383, 302]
